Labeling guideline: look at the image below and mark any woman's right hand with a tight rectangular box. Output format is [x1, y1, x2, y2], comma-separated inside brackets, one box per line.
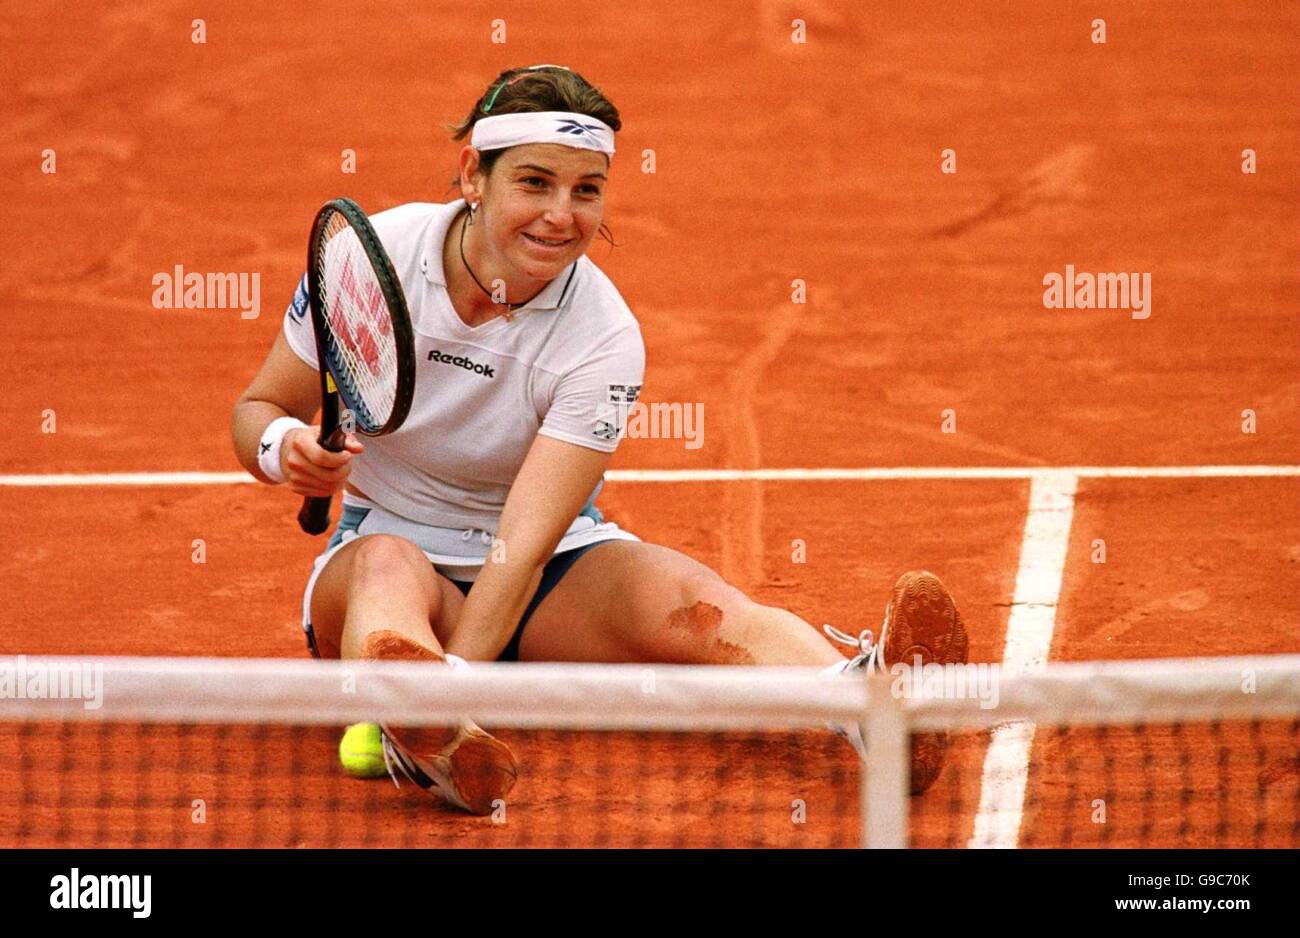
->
[280, 427, 365, 498]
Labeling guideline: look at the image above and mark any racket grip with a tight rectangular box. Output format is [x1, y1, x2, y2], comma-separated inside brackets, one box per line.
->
[296, 426, 348, 535]
[297, 495, 333, 535]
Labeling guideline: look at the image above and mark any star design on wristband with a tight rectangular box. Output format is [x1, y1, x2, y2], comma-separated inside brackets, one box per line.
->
[259, 442, 272, 455]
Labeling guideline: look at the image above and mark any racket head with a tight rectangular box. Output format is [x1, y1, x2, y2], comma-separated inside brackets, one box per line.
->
[306, 198, 416, 437]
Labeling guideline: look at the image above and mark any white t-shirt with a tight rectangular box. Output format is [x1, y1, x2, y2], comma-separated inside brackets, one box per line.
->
[282, 200, 645, 570]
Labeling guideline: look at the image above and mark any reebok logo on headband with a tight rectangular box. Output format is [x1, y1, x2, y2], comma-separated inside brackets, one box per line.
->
[556, 118, 604, 139]
[428, 349, 496, 378]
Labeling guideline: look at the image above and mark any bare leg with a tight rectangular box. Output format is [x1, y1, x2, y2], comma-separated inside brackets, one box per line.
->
[519, 542, 845, 667]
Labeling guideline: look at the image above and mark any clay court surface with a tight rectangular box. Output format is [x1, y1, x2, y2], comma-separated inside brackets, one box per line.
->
[1, 2, 1296, 846]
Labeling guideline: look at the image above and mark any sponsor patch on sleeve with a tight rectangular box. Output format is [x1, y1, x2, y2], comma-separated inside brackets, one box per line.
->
[592, 400, 624, 442]
[607, 383, 642, 405]
[593, 419, 620, 442]
[288, 273, 309, 320]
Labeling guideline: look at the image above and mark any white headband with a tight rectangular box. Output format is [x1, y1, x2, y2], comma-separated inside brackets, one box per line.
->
[471, 111, 616, 157]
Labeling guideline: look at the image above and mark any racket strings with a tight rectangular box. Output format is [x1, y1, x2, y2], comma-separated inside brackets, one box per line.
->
[315, 211, 400, 432]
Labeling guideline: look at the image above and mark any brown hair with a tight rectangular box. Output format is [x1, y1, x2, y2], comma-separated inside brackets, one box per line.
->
[448, 66, 621, 245]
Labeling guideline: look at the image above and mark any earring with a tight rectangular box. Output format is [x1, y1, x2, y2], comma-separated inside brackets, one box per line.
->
[467, 201, 477, 226]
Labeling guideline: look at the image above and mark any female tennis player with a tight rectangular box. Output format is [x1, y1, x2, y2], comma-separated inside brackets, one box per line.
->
[232, 65, 968, 815]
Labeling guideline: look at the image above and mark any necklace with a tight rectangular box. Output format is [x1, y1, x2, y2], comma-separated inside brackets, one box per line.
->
[458, 211, 545, 323]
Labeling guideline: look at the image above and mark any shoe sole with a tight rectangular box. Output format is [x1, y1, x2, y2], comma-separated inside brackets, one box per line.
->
[382, 723, 519, 816]
[881, 570, 968, 795]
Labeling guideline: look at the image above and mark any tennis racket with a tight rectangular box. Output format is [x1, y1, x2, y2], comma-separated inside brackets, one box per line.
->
[297, 198, 416, 534]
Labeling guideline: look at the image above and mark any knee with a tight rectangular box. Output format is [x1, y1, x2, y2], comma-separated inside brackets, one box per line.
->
[673, 568, 747, 617]
[660, 570, 759, 663]
[348, 535, 432, 596]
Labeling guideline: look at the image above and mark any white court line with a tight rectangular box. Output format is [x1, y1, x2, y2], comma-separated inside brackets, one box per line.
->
[611, 465, 1300, 481]
[0, 472, 256, 487]
[968, 471, 1079, 848]
[1, 465, 1298, 486]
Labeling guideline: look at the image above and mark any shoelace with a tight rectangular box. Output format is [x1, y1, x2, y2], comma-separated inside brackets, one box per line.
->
[460, 528, 496, 546]
[381, 730, 416, 791]
[823, 623, 885, 674]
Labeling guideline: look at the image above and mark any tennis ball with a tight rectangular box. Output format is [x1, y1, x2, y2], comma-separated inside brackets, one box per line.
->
[339, 723, 387, 778]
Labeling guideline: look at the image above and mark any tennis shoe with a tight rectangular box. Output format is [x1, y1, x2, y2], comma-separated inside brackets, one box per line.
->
[824, 570, 968, 795]
[380, 722, 518, 816]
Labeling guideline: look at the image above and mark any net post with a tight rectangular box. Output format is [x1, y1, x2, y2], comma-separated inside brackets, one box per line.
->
[861, 671, 908, 848]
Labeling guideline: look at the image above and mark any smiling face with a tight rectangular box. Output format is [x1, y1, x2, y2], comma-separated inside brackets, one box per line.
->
[462, 142, 608, 285]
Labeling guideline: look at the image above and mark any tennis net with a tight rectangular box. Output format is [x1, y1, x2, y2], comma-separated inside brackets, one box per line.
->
[1, 654, 1296, 848]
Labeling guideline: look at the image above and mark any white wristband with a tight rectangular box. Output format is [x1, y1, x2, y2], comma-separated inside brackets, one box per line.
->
[258, 416, 309, 484]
